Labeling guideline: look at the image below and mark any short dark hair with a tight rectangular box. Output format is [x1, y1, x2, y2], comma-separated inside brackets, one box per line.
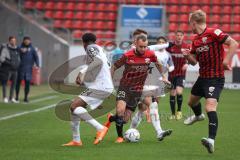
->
[175, 30, 184, 35]
[82, 33, 96, 43]
[9, 36, 16, 41]
[133, 29, 148, 37]
[156, 36, 167, 43]
[136, 35, 147, 42]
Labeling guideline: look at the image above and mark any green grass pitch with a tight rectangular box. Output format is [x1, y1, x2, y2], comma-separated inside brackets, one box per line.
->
[0, 84, 240, 160]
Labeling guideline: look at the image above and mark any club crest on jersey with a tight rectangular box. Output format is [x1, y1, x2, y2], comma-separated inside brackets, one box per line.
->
[145, 58, 150, 63]
[129, 59, 135, 63]
[202, 37, 207, 43]
[208, 86, 215, 96]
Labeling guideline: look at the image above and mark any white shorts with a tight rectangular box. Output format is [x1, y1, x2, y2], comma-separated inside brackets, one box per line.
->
[142, 84, 165, 98]
[79, 88, 113, 110]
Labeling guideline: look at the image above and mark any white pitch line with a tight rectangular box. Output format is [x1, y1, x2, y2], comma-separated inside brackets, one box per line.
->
[29, 95, 59, 104]
[0, 104, 56, 121]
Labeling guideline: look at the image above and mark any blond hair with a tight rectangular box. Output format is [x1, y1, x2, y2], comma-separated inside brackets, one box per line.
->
[189, 10, 206, 24]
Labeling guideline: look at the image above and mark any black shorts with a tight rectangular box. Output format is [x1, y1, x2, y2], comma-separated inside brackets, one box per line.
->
[169, 76, 185, 89]
[116, 86, 142, 112]
[191, 77, 225, 101]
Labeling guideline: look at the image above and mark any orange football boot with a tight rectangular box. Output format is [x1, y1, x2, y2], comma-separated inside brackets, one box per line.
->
[62, 140, 83, 147]
[93, 126, 108, 145]
[115, 137, 124, 143]
[104, 113, 113, 128]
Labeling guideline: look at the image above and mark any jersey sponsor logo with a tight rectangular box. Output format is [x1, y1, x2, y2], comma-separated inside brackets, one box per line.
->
[171, 53, 184, 58]
[208, 86, 215, 96]
[196, 45, 209, 53]
[214, 29, 222, 36]
[202, 37, 208, 43]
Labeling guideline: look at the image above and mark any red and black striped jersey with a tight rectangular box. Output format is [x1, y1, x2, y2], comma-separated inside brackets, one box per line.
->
[190, 27, 229, 78]
[166, 41, 189, 78]
[114, 49, 157, 92]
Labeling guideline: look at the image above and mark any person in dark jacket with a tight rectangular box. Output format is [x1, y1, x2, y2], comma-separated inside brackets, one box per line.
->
[15, 36, 39, 103]
[0, 36, 21, 103]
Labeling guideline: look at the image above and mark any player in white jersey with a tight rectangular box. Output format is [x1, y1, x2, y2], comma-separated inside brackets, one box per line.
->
[63, 33, 114, 146]
[130, 36, 174, 141]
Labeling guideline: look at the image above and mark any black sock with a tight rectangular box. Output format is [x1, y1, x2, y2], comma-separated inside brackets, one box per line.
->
[177, 94, 183, 111]
[207, 111, 218, 140]
[109, 115, 116, 122]
[24, 80, 30, 100]
[170, 96, 176, 115]
[115, 116, 124, 138]
[191, 103, 202, 116]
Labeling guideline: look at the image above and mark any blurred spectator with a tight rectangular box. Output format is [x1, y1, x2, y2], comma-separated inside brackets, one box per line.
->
[15, 36, 39, 103]
[0, 36, 21, 103]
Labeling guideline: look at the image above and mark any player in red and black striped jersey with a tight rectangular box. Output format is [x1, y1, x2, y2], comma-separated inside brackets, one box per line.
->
[182, 10, 239, 153]
[105, 35, 168, 143]
[166, 30, 190, 120]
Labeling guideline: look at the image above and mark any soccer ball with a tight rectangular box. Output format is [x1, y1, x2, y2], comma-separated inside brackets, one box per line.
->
[124, 128, 140, 142]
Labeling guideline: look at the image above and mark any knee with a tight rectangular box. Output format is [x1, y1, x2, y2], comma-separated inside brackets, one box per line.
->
[205, 99, 217, 112]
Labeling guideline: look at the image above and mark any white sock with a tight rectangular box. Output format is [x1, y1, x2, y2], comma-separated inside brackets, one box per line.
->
[73, 107, 104, 131]
[71, 114, 81, 142]
[149, 102, 163, 135]
[130, 111, 144, 129]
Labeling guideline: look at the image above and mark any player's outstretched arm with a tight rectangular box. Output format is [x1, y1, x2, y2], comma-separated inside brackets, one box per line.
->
[223, 36, 239, 70]
[148, 42, 169, 51]
[155, 61, 170, 83]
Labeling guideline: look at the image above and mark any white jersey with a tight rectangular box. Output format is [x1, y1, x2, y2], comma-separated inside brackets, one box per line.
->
[154, 49, 174, 74]
[80, 44, 114, 92]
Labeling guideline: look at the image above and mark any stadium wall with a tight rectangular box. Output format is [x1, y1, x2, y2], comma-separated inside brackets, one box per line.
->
[0, 2, 69, 83]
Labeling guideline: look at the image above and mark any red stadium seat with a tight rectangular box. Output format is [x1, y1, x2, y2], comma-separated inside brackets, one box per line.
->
[169, 14, 178, 22]
[97, 3, 105, 11]
[233, 6, 240, 14]
[87, 3, 97, 11]
[210, 23, 219, 29]
[64, 20, 73, 29]
[53, 20, 62, 28]
[168, 0, 178, 4]
[232, 0, 240, 5]
[221, 24, 231, 32]
[64, 11, 74, 19]
[44, 11, 53, 19]
[55, 2, 64, 10]
[109, 13, 117, 21]
[233, 15, 240, 23]
[180, 5, 190, 13]
[221, 15, 231, 24]
[232, 24, 240, 32]
[222, 0, 232, 5]
[222, 6, 232, 14]
[75, 3, 85, 11]
[211, 0, 221, 5]
[107, 4, 118, 12]
[210, 15, 221, 23]
[212, 6, 221, 14]
[35, 1, 44, 10]
[107, 21, 116, 30]
[74, 12, 84, 20]
[169, 23, 178, 32]
[191, 5, 200, 12]
[72, 21, 84, 29]
[95, 21, 105, 30]
[179, 14, 189, 23]
[85, 12, 94, 20]
[45, 2, 54, 10]
[24, 1, 34, 10]
[147, 0, 160, 4]
[95, 12, 105, 20]
[72, 30, 83, 39]
[105, 31, 115, 39]
[202, 5, 210, 14]
[53, 11, 64, 19]
[168, 5, 178, 14]
[179, 23, 189, 32]
[84, 21, 94, 30]
[65, 3, 75, 11]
